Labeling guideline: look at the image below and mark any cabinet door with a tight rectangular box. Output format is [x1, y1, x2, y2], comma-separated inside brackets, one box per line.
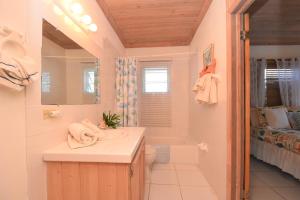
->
[130, 156, 140, 200]
[139, 142, 145, 200]
[130, 139, 145, 200]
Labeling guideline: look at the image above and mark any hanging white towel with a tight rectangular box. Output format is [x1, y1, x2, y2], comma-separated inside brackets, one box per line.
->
[0, 26, 38, 91]
[192, 73, 219, 104]
[67, 123, 99, 149]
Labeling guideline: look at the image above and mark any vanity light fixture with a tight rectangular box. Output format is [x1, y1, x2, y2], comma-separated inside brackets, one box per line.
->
[81, 15, 92, 25]
[70, 2, 83, 15]
[53, 0, 98, 33]
[89, 23, 98, 32]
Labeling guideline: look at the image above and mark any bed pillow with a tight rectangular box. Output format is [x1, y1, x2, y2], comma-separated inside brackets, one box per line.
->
[264, 107, 291, 129]
[287, 112, 300, 130]
[250, 108, 268, 128]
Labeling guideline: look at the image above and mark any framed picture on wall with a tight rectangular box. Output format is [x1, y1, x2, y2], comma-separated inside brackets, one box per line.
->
[203, 44, 214, 67]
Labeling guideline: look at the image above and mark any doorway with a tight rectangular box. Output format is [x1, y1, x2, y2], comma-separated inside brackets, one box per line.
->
[228, 0, 300, 200]
[246, 1, 300, 199]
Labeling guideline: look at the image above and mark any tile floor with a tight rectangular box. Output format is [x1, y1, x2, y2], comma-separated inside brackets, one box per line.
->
[250, 157, 300, 200]
[145, 163, 218, 200]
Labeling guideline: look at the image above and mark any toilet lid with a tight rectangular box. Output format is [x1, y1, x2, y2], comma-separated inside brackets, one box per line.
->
[145, 145, 156, 155]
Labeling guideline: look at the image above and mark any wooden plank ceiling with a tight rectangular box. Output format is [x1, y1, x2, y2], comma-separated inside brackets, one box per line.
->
[96, 0, 212, 48]
[42, 20, 82, 49]
[249, 0, 300, 45]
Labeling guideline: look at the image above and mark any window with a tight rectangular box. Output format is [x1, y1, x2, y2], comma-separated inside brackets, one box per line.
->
[139, 62, 171, 127]
[264, 64, 296, 106]
[143, 68, 169, 93]
[84, 68, 95, 93]
[265, 68, 295, 82]
[41, 72, 51, 93]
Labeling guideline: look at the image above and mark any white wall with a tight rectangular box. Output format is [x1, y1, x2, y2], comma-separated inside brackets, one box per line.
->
[0, 1, 29, 199]
[189, 0, 227, 199]
[126, 47, 190, 139]
[0, 1, 124, 200]
[251, 45, 300, 58]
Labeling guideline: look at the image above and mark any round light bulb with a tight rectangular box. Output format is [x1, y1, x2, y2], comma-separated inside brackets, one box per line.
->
[53, 5, 63, 16]
[89, 23, 98, 32]
[70, 2, 83, 15]
[81, 15, 92, 25]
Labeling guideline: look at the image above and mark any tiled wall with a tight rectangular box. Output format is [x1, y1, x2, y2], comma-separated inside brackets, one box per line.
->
[0, 1, 124, 200]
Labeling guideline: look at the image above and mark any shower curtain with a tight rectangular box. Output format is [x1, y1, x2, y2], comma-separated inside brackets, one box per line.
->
[277, 58, 300, 107]
[116, 57, 138, 127]
[250, 58, 267, 107]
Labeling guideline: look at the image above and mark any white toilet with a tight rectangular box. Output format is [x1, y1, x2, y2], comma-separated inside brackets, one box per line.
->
[145, 145, 157, 181]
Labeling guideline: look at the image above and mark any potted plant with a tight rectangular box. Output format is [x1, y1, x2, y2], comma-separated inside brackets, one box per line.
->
[100, 111, 121, 129]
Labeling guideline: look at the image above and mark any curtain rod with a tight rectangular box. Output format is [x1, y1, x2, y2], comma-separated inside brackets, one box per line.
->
[42, 56, 97, 59]
[117, 51, 201, 60]
[256, 58, 299, 61]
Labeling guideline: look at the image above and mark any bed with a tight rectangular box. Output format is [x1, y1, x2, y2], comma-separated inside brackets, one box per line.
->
[251, 126, 300, 180]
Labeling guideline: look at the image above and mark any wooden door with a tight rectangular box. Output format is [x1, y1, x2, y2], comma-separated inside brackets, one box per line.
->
[243, 12, 251, 200]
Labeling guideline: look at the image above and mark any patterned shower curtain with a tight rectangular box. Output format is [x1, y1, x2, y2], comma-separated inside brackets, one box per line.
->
[116, 57, 138, 127]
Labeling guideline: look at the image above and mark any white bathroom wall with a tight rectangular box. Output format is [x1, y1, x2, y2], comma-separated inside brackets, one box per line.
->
[126, 47, 190, 139]
[0, 1, 29, 199]
[251, 45, 300, 58]
[0, 0, 124, 200]
[189, 0, 227, 199]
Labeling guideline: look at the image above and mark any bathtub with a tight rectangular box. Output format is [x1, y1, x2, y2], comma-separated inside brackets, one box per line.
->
[145, 136, 199, 164]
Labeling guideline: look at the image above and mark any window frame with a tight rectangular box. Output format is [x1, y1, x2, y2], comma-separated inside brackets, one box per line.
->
[41, 72, 51, 93]
[142, 63, 170, 94]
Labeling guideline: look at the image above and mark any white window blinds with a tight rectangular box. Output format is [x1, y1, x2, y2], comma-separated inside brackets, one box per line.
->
[139, 62, 171, 127]
[265, 68, 295, 81]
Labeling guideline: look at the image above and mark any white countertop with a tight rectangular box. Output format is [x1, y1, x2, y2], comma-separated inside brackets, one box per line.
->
[43, 127, 145, 163]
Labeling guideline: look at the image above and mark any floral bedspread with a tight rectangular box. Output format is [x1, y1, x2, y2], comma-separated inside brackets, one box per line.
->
[251, 127, 300, 154]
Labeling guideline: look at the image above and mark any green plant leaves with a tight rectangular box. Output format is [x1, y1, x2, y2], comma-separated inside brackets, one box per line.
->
[102, 111, 121, 129]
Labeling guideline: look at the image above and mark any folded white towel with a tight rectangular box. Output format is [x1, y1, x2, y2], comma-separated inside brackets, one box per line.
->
[81, 119, 106, 140]
[68, 123, 99, 149]
[193, 73, 219, 104]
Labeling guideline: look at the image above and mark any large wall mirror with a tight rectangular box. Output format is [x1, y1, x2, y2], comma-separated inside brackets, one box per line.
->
[41, 19, 100, 105]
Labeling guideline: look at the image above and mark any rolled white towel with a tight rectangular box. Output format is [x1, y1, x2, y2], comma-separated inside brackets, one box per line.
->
[68, 123, 99, 149]
[81, 119, 106, 140]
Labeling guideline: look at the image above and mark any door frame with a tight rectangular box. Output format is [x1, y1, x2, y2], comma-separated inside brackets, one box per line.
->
[226, 0, 255, 199]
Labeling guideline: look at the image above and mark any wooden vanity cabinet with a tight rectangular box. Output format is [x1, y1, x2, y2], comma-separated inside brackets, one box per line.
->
[46, 139, 145, 200]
